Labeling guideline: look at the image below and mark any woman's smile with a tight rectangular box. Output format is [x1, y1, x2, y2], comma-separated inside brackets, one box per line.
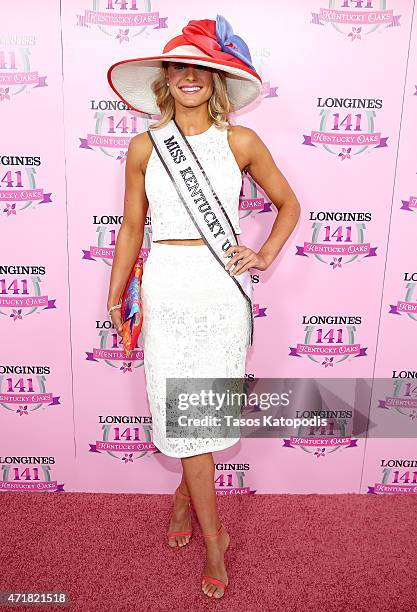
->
[178, 85, 204, 94]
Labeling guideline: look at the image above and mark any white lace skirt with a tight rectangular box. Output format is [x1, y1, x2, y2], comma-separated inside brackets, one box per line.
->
[141, 242, 251, 458]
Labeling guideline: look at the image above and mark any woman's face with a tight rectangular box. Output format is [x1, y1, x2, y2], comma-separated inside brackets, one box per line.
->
[164, 62, 214, 109]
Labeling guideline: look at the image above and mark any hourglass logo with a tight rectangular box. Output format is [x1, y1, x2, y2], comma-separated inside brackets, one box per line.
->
[214, 463, 256, 496]
[289, 315, 368, 367]
[302, 97, 388, 160]
[283, 411, 358, 457]
[0, 267, 56, 321]
[0, 457, 64, 492]
[85, 318, 144, 370]
[89, 416, 158, 460]
[0, 34, 47, 103]
[0, 366, 61, 416]
[368, 458, 417, 494]
[296, 211, 378, 268]
[82, 214, 152, 268]
[389, 273, 417, 321]
[0, 155, 52, 217]
[79, 101, 152, 162]
[377, 377, 417, 420]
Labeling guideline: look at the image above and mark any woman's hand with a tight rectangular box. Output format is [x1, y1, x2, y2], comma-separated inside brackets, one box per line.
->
[223, 245, 271, 276]
[109, 308, 123, 337]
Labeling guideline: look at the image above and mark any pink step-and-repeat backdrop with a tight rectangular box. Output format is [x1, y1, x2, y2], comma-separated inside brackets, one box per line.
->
[1, 0, 417, 495]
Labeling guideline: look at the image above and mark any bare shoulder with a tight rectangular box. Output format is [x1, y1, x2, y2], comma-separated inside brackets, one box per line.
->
[227, 124, 261, 148]
[226, 124, 265, 172]
[127, 131, 153, 172]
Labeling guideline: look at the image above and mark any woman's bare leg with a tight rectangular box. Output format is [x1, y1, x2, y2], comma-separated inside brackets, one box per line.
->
[167, 472, 192, 548]
[179, 473, 190, 496]
[181, 452, 229, 598]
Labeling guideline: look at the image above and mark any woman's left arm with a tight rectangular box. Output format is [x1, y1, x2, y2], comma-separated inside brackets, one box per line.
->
[226, 126, 301, 276]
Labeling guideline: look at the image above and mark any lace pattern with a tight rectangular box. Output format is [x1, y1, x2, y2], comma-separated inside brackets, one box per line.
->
[144, 123, 243, 241]
[141, 243, 251, 458]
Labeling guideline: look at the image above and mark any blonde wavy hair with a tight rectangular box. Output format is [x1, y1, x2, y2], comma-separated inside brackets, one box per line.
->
[149, 61, 233, 131]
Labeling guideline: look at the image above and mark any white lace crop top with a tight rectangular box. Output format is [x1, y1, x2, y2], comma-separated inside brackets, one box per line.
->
[144, 122, 243, 240]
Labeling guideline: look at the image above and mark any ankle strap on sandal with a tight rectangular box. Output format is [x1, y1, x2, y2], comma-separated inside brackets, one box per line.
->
[202, 524, 223, 539]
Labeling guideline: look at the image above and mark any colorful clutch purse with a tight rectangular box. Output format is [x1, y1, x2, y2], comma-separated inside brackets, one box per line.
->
[120, 258, 144, 358]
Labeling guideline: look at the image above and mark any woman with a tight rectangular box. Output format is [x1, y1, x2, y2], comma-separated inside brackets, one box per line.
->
[106, 16, 300, 599]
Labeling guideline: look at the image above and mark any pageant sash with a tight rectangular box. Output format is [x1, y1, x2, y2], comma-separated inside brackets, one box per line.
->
[147, 119, 254, 347]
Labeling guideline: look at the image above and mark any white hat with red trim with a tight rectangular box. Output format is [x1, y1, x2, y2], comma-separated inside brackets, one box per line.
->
[107, 15, 262, 115]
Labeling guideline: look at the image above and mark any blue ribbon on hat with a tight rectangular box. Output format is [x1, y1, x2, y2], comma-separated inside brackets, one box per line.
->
[215, 14, 256, 72]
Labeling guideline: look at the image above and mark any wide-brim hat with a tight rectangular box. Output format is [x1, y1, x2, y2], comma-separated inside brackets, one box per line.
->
[107, 15, 262, 115]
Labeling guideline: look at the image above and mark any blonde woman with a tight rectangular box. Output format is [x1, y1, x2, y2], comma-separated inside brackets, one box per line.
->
[107, 15, 300, 599]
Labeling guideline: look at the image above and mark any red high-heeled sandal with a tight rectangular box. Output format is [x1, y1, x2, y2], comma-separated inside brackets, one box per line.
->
[201, 523, 228, 596]
[167, 486, 193, 546]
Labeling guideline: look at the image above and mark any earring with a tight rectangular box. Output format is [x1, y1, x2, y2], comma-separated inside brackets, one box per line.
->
[166, 82, 170, 86]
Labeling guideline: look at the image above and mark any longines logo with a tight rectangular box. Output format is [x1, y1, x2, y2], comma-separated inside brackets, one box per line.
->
[389, 273, 417, 320]
[303, 97, 388, 159]
[0, 364, 61, 415]
[82, 214, 152, 268]
[368, 458, 417, 494]
[283, 409, 357, 457]
[311, 1, 401, 39]
[0, 265, 56, 320]
[89, 415, 158, 460]
[289, 314, 367, 367]
[0, 456, 64, 492]
[86, 319, 144, 370]
[76, 0, 168, 40]
[0, 33, 47, 102]
[378, 375, 417, 420]
[296, 210, 377, 267]
[79, 101, 151, 162]
[214, 462, 256, 496]
[1, 155, 52, 217]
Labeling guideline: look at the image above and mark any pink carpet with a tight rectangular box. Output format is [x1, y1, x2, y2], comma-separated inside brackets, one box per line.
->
[1, 492, 416, 611]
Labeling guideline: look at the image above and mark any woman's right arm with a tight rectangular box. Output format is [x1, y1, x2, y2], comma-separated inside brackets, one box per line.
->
[106, 132, 151, 334]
